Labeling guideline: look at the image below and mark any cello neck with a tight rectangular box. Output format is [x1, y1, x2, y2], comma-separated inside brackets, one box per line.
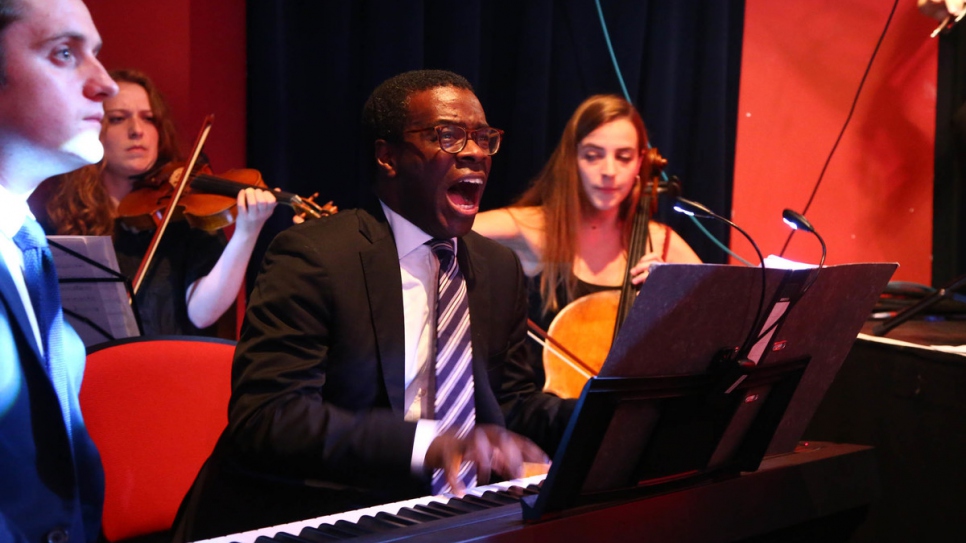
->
[612, 147, 669, 340]
[613, 194, 652, 340]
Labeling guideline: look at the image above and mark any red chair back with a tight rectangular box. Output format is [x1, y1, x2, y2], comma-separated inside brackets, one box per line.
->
[80, 337, 234, 541]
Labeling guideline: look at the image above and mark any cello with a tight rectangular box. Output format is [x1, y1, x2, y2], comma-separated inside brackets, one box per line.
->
[536, 147, 677, 398]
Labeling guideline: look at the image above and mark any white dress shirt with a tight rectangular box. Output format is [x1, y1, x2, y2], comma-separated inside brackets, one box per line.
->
[379, 201, 460, 474]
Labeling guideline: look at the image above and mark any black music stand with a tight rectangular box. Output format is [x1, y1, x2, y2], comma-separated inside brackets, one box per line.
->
[522, 262, 896, 522]
[48, 237, 143, 348]
[871, 273, 966, 336]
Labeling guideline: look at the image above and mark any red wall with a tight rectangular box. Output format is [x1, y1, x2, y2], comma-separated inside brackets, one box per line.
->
[734, 0, 937, 284]
[85, 0, 247, 171]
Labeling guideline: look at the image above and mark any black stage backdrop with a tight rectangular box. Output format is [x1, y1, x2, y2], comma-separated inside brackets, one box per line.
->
[245, 0, 745, 289]
[934, 26, 966, 286]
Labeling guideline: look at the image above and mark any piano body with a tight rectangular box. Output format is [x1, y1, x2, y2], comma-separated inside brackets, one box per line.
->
[201, 442, 876, 543]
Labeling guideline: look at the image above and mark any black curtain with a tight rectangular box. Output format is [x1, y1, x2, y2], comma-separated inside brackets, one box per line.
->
[245, 0, 745, 282]
[933, 27, 966, 286]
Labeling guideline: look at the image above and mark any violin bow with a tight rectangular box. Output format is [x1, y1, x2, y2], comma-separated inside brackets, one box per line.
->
[526, 318, 597, 378]
[131, 114, 215, 296]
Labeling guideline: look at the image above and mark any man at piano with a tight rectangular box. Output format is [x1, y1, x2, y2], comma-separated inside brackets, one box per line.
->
[173, 69, 576, 541]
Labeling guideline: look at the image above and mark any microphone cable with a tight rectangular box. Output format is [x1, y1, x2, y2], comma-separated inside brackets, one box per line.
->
[594, 0, 750, 265]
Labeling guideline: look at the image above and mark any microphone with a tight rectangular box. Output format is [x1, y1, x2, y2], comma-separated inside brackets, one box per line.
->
[673, 197, 765, 269]
[673, 197, 766, 381]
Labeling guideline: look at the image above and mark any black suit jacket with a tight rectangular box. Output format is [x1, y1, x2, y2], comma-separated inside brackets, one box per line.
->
[175, 208, 573, 541]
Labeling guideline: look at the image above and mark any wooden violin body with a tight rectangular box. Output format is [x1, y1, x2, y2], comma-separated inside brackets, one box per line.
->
[117, 163, 335, 232]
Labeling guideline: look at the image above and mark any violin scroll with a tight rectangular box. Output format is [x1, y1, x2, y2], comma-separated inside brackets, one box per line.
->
[291, 192, 337, 220]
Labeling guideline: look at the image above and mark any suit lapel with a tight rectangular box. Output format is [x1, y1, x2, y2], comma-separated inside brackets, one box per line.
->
[358, 211, 407, 413]
[458, 236, 492, 387]
[0, 256, 44, 363]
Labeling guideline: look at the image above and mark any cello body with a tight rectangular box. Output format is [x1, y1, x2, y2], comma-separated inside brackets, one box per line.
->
[541, 290, 619, 399]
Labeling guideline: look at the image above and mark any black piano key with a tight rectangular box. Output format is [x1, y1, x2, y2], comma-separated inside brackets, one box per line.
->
[414, 502, 462, 517]
[481, 490, 521, 505]
[460, 494, 505, 508]
[398, 506, 446, 521]
[443, 497, 487, 512]
[306, 523, 362, 539]
[296, 526, 343, 542]
[373, 511, 419, 526]
[499, 486, 525, 499]
[499, 484, 540, 498]
[265, 533, 313, 543]
[332, 519, 374, 536]
[354, 515, 401, 533]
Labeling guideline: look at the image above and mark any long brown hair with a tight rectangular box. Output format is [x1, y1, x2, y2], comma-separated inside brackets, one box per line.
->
[514, 94, 651, 314]
[45, 68, 181, 235]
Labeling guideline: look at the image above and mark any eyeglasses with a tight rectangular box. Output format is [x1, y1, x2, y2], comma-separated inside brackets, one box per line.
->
[404, 124, 504, 155]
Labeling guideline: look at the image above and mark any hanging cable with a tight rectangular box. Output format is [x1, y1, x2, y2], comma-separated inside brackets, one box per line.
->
[779, 0, 900, 256]
[595, 0, 632, 102]
[593, 0, 748, 263]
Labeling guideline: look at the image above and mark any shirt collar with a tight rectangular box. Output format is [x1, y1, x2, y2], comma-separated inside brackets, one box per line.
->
[379, 200, 457, 260]
[0, 183, 34, 242]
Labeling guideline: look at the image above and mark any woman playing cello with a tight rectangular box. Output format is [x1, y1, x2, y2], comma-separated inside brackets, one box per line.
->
[473, 94, 701, 389]
[40, 69, 278, 336]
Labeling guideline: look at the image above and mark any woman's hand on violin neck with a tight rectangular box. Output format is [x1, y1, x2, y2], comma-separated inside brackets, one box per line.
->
[234, 187, 278, 236]
[629, 252, 664, 286]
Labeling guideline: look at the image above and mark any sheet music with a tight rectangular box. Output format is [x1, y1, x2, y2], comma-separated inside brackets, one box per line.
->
[48, 235, 140, 348]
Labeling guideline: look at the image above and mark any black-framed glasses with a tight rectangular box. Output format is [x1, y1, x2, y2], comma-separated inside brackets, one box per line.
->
[404, 124, 504, 155]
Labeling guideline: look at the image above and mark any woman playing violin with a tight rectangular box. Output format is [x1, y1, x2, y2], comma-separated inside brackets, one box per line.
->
[41, 69, 278, 336]
[473, 94, 700, 385]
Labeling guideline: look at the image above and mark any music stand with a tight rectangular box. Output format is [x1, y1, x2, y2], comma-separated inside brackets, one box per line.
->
[522, 262, 896, 521]
[871, 273, 966, 336]
[48, 236, 143, 348]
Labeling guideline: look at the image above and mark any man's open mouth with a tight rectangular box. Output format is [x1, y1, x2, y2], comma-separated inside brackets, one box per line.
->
[447, 178, 484, 210]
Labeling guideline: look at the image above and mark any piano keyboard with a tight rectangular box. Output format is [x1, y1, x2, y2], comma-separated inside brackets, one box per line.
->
[196, 474, 547, 543]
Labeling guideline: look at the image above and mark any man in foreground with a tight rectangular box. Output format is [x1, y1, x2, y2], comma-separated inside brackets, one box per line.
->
[175, 69, 575, 540]
[0, 0, 118, 540]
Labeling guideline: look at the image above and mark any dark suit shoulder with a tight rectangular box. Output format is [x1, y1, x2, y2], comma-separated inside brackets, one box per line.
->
[461, 229, 523, 270]
[268, 208, 388, 255]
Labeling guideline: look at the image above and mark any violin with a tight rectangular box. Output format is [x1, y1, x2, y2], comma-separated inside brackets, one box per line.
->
[537, 147, 674, 399]
[123, 115, 336, 296]
[117, 161, 336, 232]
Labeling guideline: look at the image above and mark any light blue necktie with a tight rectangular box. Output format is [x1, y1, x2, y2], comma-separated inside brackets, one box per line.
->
[14, 216, 71, 437]
[428, 239, 477, 494]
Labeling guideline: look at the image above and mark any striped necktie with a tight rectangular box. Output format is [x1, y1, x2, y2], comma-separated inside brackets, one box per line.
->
[428, 239, 476, 494]
[14, 216, 71, 437]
